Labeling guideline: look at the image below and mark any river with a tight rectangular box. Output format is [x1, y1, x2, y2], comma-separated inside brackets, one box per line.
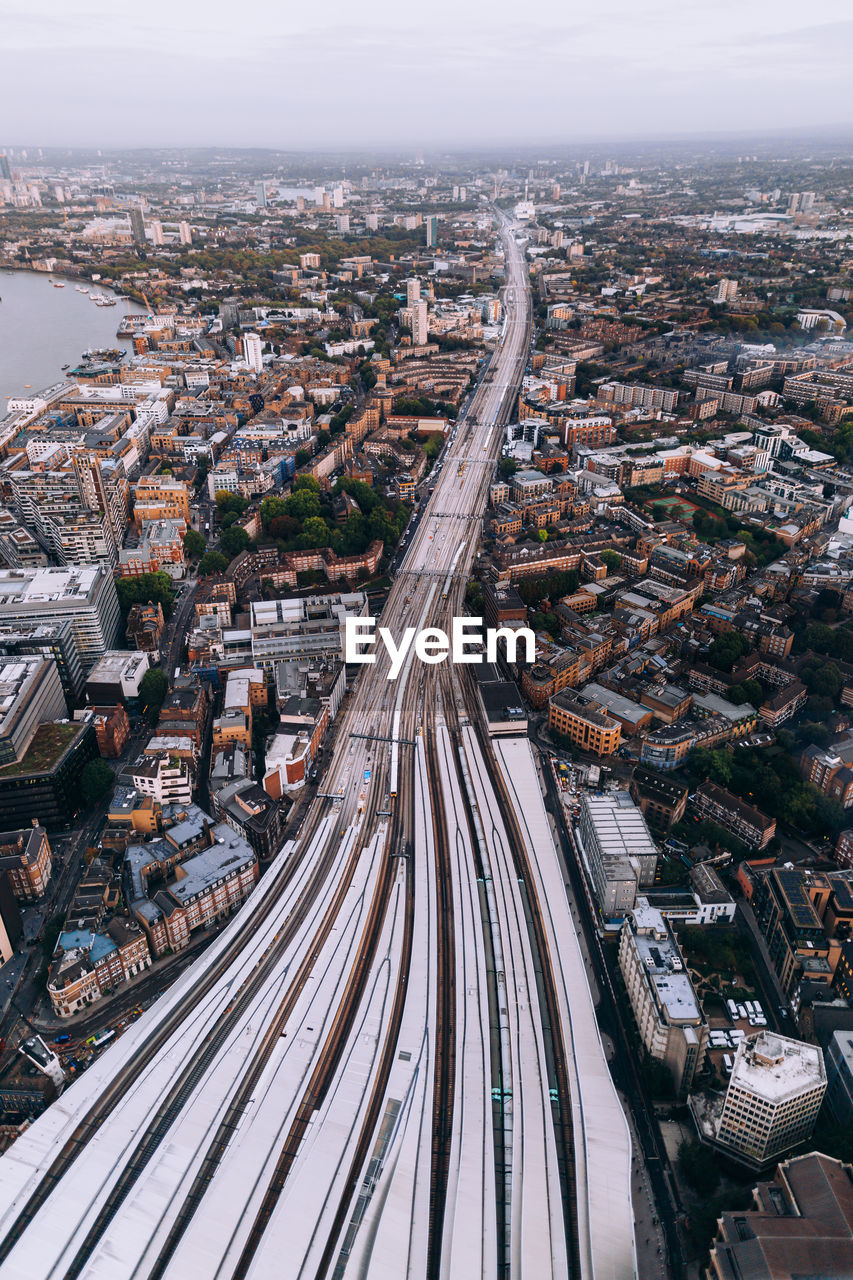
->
[0, 270, 145, 405]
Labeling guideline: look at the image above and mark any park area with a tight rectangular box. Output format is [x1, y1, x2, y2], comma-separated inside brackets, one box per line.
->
[648, 493, 700, 519]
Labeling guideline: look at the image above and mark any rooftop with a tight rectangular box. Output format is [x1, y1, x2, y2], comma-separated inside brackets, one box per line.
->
[0, 720, 83, 777]
[729, 1031, 826, 1103]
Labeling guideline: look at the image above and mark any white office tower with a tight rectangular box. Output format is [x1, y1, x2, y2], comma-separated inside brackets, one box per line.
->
[716, 1031, 825, 1167]
[411, 299, 428, 346]
[243, 332, 263, 374]
[406, 277, 421, 306]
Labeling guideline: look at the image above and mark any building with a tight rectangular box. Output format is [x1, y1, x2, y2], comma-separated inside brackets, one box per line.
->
[0, 656, 68, 766]
[410, 299, 428, 346]
[752, 867, 843, 1000]
[0, 567, 120, 671]
[248, 593, 368, 667]
[577, 791, 658, 919]
[0, 620, 84, 701]
[708, 1152, 853, 1280]
[548, 689, 621, 757]
[47, 917, 151, 1017]
[212, 779, 285, 861]
[425, 215, 438, 248]
[619, 901, 707, 1094]
[131, 753, 193, 805]
[125, 602, 165, 656]
[85, 650, 151, 707]
[243, 332, 263, 374]
[126, 815, 258, 957]
[0, 825, 52, 901]
[129, 206, 146, 246]
[630, 767, 688, 834]
[0, 718, 99, 830]
[714, 1031, 826, 1169]
[89, 705, 130, 759]
[693, 781, 776, 850]
[824, 1029, 853, 1126]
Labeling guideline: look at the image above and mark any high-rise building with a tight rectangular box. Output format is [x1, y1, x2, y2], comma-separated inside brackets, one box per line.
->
[410, 299, 428, 346]
[619, 901, 707, 1094]
[715, 1031, 826, 1168]
[425, 214, 438, 248]
[332, 185, 344, 209]
[0, 153, 11, 181]
[129, 206, 146, 247]
[0, 567, 120, 671]
[243, 332, 263, 375]
[149, 220, 164, 246]
[335, 214, 350, 233]
[178, 221, 192, 245]
[406, 277, 421, 306]
[365, 212, 378, 232]
[255, 181, 267, 207]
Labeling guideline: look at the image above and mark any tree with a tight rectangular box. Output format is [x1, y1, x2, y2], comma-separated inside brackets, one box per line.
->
[214, 490, 249, 515]
[708, 632, 751, 672]
[115, 572, 175, 620]
[260, 495, 288, 529]
[600, 549, 621, 571]
[678, 1139, 720, 1196]
[80, 759, 114, 806]
[537, 528, 548, 542]
[183, 529, 205, 557]
[220, 526, 252, 557]
[198, 551, 229, 575]
[138, 667, 169, 723]
[294, 449, 310, 467]
[498, 458, 517, 478]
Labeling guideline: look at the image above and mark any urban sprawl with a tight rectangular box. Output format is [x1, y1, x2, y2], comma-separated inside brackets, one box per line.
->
[0, 144, 852, 1276]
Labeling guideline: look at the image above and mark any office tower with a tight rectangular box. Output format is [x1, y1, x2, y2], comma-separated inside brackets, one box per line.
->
[411, 300, 428, 346]
[425, 215, 438, 248]
[129, 206, 146, 247]
[332, 185, 344, 208]
[0, 567, 120, 671]
[243, 332, 263, 374]
[716, 1031, 825, 1167]
[255, 181, 267, 207]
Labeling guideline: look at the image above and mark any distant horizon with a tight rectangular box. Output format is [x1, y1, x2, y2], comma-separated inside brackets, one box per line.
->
[4, 125, 853, 162]
[4, 0, 853, 152]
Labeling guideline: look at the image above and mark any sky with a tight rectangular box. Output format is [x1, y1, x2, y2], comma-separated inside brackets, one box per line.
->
[3, 0, 853, 151]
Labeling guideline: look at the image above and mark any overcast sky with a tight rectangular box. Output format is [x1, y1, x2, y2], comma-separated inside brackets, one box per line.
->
[3, 0, 853, 151]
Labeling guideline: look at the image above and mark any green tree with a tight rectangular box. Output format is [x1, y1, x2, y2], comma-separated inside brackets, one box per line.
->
[214, 490, 248, 515]
[80, 758, 114, 806]
[600, 549, 621, 571]
[220, 526, 252, 557]
[115, 572, 175, 620]
[183, 529, 205, 557]
[260, 495, 288, 529]
[198, 551, 229, 575]
[138, 667, 169, 723]
[498, 458, 517, 478]
[294, 449, 310, 467]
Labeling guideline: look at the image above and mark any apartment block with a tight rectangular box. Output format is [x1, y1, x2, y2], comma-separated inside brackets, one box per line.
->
[619, 901, 707, 1094]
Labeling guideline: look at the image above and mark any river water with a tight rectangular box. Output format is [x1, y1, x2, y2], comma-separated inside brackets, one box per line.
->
[0, 270, 145, 405]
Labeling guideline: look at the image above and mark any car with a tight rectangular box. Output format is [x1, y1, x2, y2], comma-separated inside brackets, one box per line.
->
[54, 1033, 71, 1045]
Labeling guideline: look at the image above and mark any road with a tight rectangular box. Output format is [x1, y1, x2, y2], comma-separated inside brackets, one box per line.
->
[0, 215, 638, 1280]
